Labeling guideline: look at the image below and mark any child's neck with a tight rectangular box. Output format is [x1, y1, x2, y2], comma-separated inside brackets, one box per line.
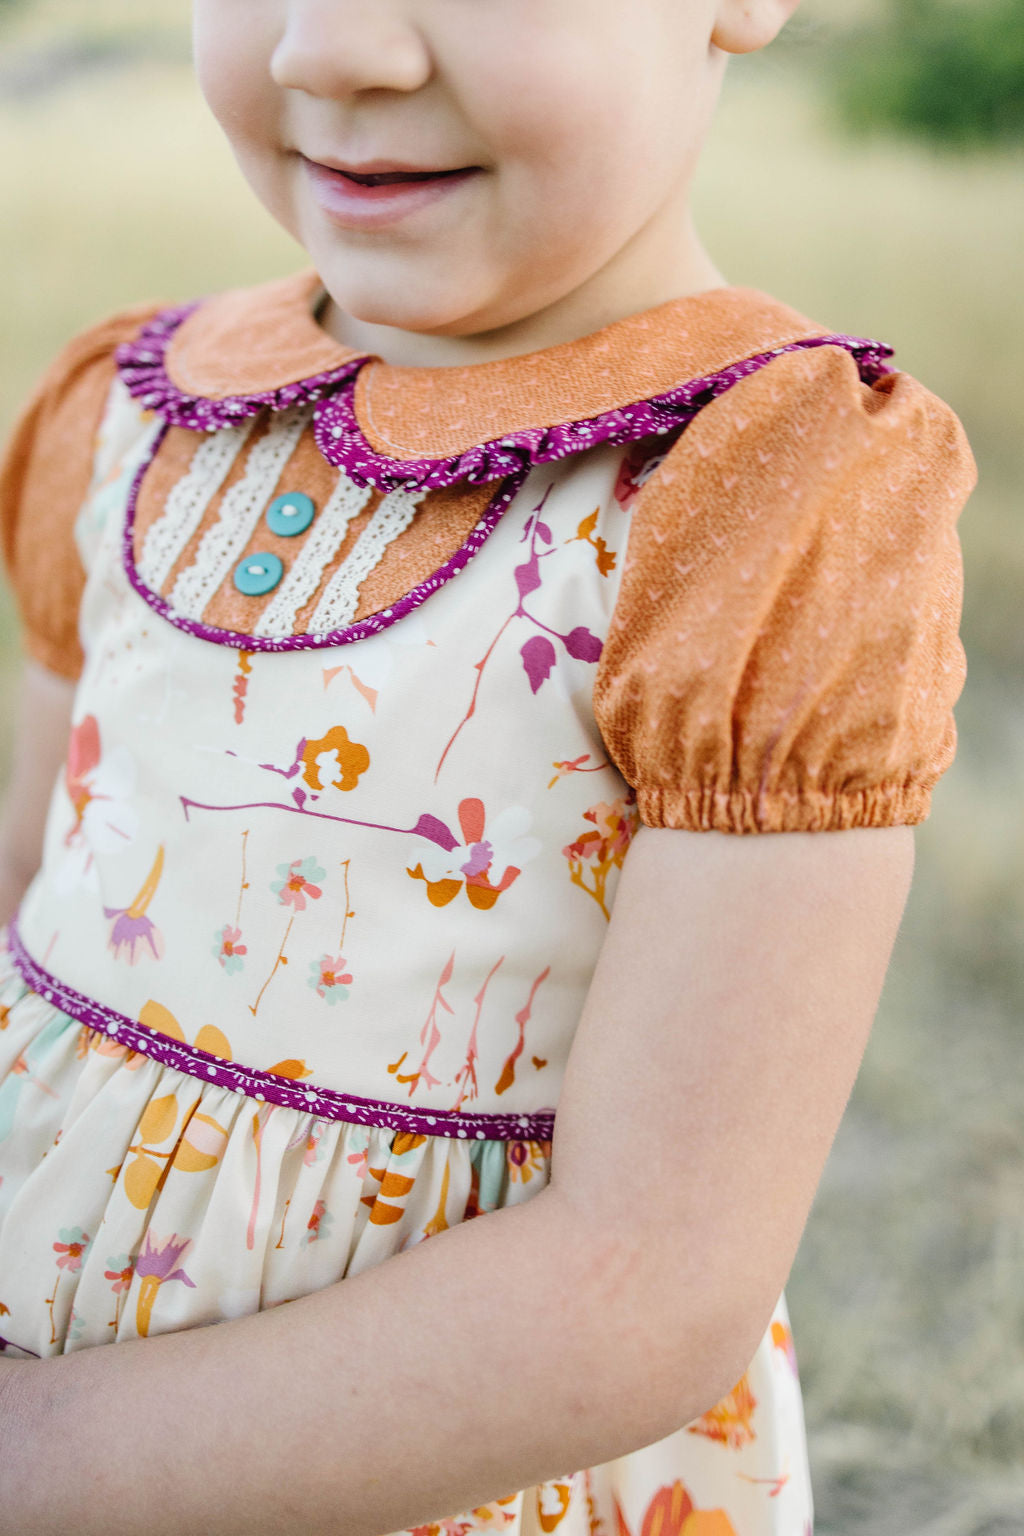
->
[319, 216, 728, 370]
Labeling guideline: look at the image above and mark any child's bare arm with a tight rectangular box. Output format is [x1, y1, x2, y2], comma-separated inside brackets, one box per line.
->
[0, 658, 75, 926]
[0, 819, 913, 1536]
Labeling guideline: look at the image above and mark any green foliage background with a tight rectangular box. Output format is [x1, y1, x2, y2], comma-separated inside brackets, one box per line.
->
[828, 0, 1024, 146]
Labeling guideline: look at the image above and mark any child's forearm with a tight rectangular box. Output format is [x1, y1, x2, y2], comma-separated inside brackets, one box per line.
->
[0, 1186, 704, 1536]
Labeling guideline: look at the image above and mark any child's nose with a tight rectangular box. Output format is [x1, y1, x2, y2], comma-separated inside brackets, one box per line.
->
[270, 0, 433, 98]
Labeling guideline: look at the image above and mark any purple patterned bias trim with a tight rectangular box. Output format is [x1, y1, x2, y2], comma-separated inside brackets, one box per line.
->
[312, 334, 897, 492]
[5, 918, 556, 1143]
[115, 304, 367, 430]
[116, 300, 895, 489]
[121, 423, 530, 653]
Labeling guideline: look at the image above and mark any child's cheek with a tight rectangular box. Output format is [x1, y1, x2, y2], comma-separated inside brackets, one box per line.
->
[193, 4, 282, 155]
[193, 6, 291, 220]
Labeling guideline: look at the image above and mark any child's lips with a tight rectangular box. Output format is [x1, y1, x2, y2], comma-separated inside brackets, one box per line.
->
[300, 155, 482, 229]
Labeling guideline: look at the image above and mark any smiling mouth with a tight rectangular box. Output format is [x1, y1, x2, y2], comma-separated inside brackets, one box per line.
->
[339, 168, 471, 186]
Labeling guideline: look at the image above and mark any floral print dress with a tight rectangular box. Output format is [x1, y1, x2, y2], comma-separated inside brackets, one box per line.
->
[0, 268, 975, 1536]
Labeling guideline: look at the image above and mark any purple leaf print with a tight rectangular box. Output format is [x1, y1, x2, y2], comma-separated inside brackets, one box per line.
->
[564, 625, 604, 663]
[412, 813, 459, 851]
[521, 636, 557, 695]
[535, 521, 553, 545]
[514, 557, 542, 599]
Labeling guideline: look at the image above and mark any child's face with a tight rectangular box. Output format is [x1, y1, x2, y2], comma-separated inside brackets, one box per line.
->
[193, 0, 791, 342]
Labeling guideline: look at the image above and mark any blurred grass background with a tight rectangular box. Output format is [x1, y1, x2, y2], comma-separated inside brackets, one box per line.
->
[0, 1, 1022, 1530]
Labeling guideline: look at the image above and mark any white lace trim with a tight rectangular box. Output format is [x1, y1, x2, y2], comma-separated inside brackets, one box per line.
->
[308, 487, 427, 634]
[253, 472, 374, 639]
[168, 406, 310, 621]
[138, 417, 256, 592]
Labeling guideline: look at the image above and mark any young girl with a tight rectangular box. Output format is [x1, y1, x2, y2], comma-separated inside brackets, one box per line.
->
[0, 1, 976, 1532]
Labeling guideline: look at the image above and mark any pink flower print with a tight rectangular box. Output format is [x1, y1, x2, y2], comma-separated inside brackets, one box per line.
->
[271, 857, 325, 911]
[308, 953, 353, 1004]
[134, 1230, 197, 1338]
[103, 846, 166, 964]
[61, 715, 140, 894]
[104, 1255, 135, 1295]
[53, 1227, 91, 1272]
[66, 1307, 86, 1344]
[213, 924, 247, 975]
[302, 1199, 332, 1246]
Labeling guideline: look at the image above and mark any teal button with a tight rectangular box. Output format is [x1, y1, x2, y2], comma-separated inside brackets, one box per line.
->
[233, 552, 284, 596]
[266, 492, 315, 537]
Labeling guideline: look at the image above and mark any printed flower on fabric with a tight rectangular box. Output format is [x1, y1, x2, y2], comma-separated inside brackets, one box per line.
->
[53, 1227, 91, 1273]
[57, 713, 140, 895]
[408, 799, 542, 910]
[562, 795, 640, 921]
[614, 440, 668, 509]
[66, 1307, 86, 1344]
[103, 846, 166, 964]
[213, 924, 247, 975]
[134, 1230, 197, 1338]
[271, 857, 326, 911]
[507, 1141, 547, 1186]
[104, 1255, 135, 1296]
[308, 954, 353, 1004]
[300, 727, 370, 794]
[302, 1199, 332, 1246]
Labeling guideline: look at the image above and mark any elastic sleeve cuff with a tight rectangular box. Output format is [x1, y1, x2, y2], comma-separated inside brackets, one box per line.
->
[635, 782, 934, 834]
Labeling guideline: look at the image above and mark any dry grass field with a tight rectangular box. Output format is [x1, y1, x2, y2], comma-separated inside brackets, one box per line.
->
[1, 3, 1022, 1530]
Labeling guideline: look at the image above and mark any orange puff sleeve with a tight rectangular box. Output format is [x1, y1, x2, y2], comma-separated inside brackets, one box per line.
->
[592, 343, 978, 833]
[0, 303, 162, 680]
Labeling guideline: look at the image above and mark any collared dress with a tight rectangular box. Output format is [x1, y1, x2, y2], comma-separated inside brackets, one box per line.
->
[0, 270, 975, 1536]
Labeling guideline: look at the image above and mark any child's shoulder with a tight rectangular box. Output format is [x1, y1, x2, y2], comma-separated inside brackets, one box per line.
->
[593, 290, 978, 839]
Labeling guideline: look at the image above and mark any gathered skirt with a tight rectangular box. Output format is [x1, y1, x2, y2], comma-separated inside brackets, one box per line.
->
[0, 929, 813, 1535]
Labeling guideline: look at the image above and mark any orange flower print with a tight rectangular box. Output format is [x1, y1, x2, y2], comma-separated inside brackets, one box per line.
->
[409, 1496, 519, 1535]
[408, 798, 541, 910]
[567, 507, 618, 576]
[300, 726, 370, 793]
[536, 1480, 573, 1530]
[507, 1140, 547, 1186]
[562, 794, 640, 920]
[615, 1481, 739, 1536]
[134, 1230, 196, 1337]
[686, 1370, 757, 1450]
[772, 1318, 799, 1377]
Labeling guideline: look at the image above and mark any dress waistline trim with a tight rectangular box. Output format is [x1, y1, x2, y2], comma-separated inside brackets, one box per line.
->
[5, 919, 556, 1143]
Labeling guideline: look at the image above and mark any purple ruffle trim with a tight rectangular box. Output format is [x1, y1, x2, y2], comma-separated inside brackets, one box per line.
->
[5, 918, 556, 1142]
[116, 300, 895, 490]
[122, 423, 530, 652]
[313, 334, 897, 493]
[115, 304, 366, 431]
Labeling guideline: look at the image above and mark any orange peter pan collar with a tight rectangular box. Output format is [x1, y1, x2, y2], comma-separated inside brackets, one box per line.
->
[116, 266, 895, 492]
